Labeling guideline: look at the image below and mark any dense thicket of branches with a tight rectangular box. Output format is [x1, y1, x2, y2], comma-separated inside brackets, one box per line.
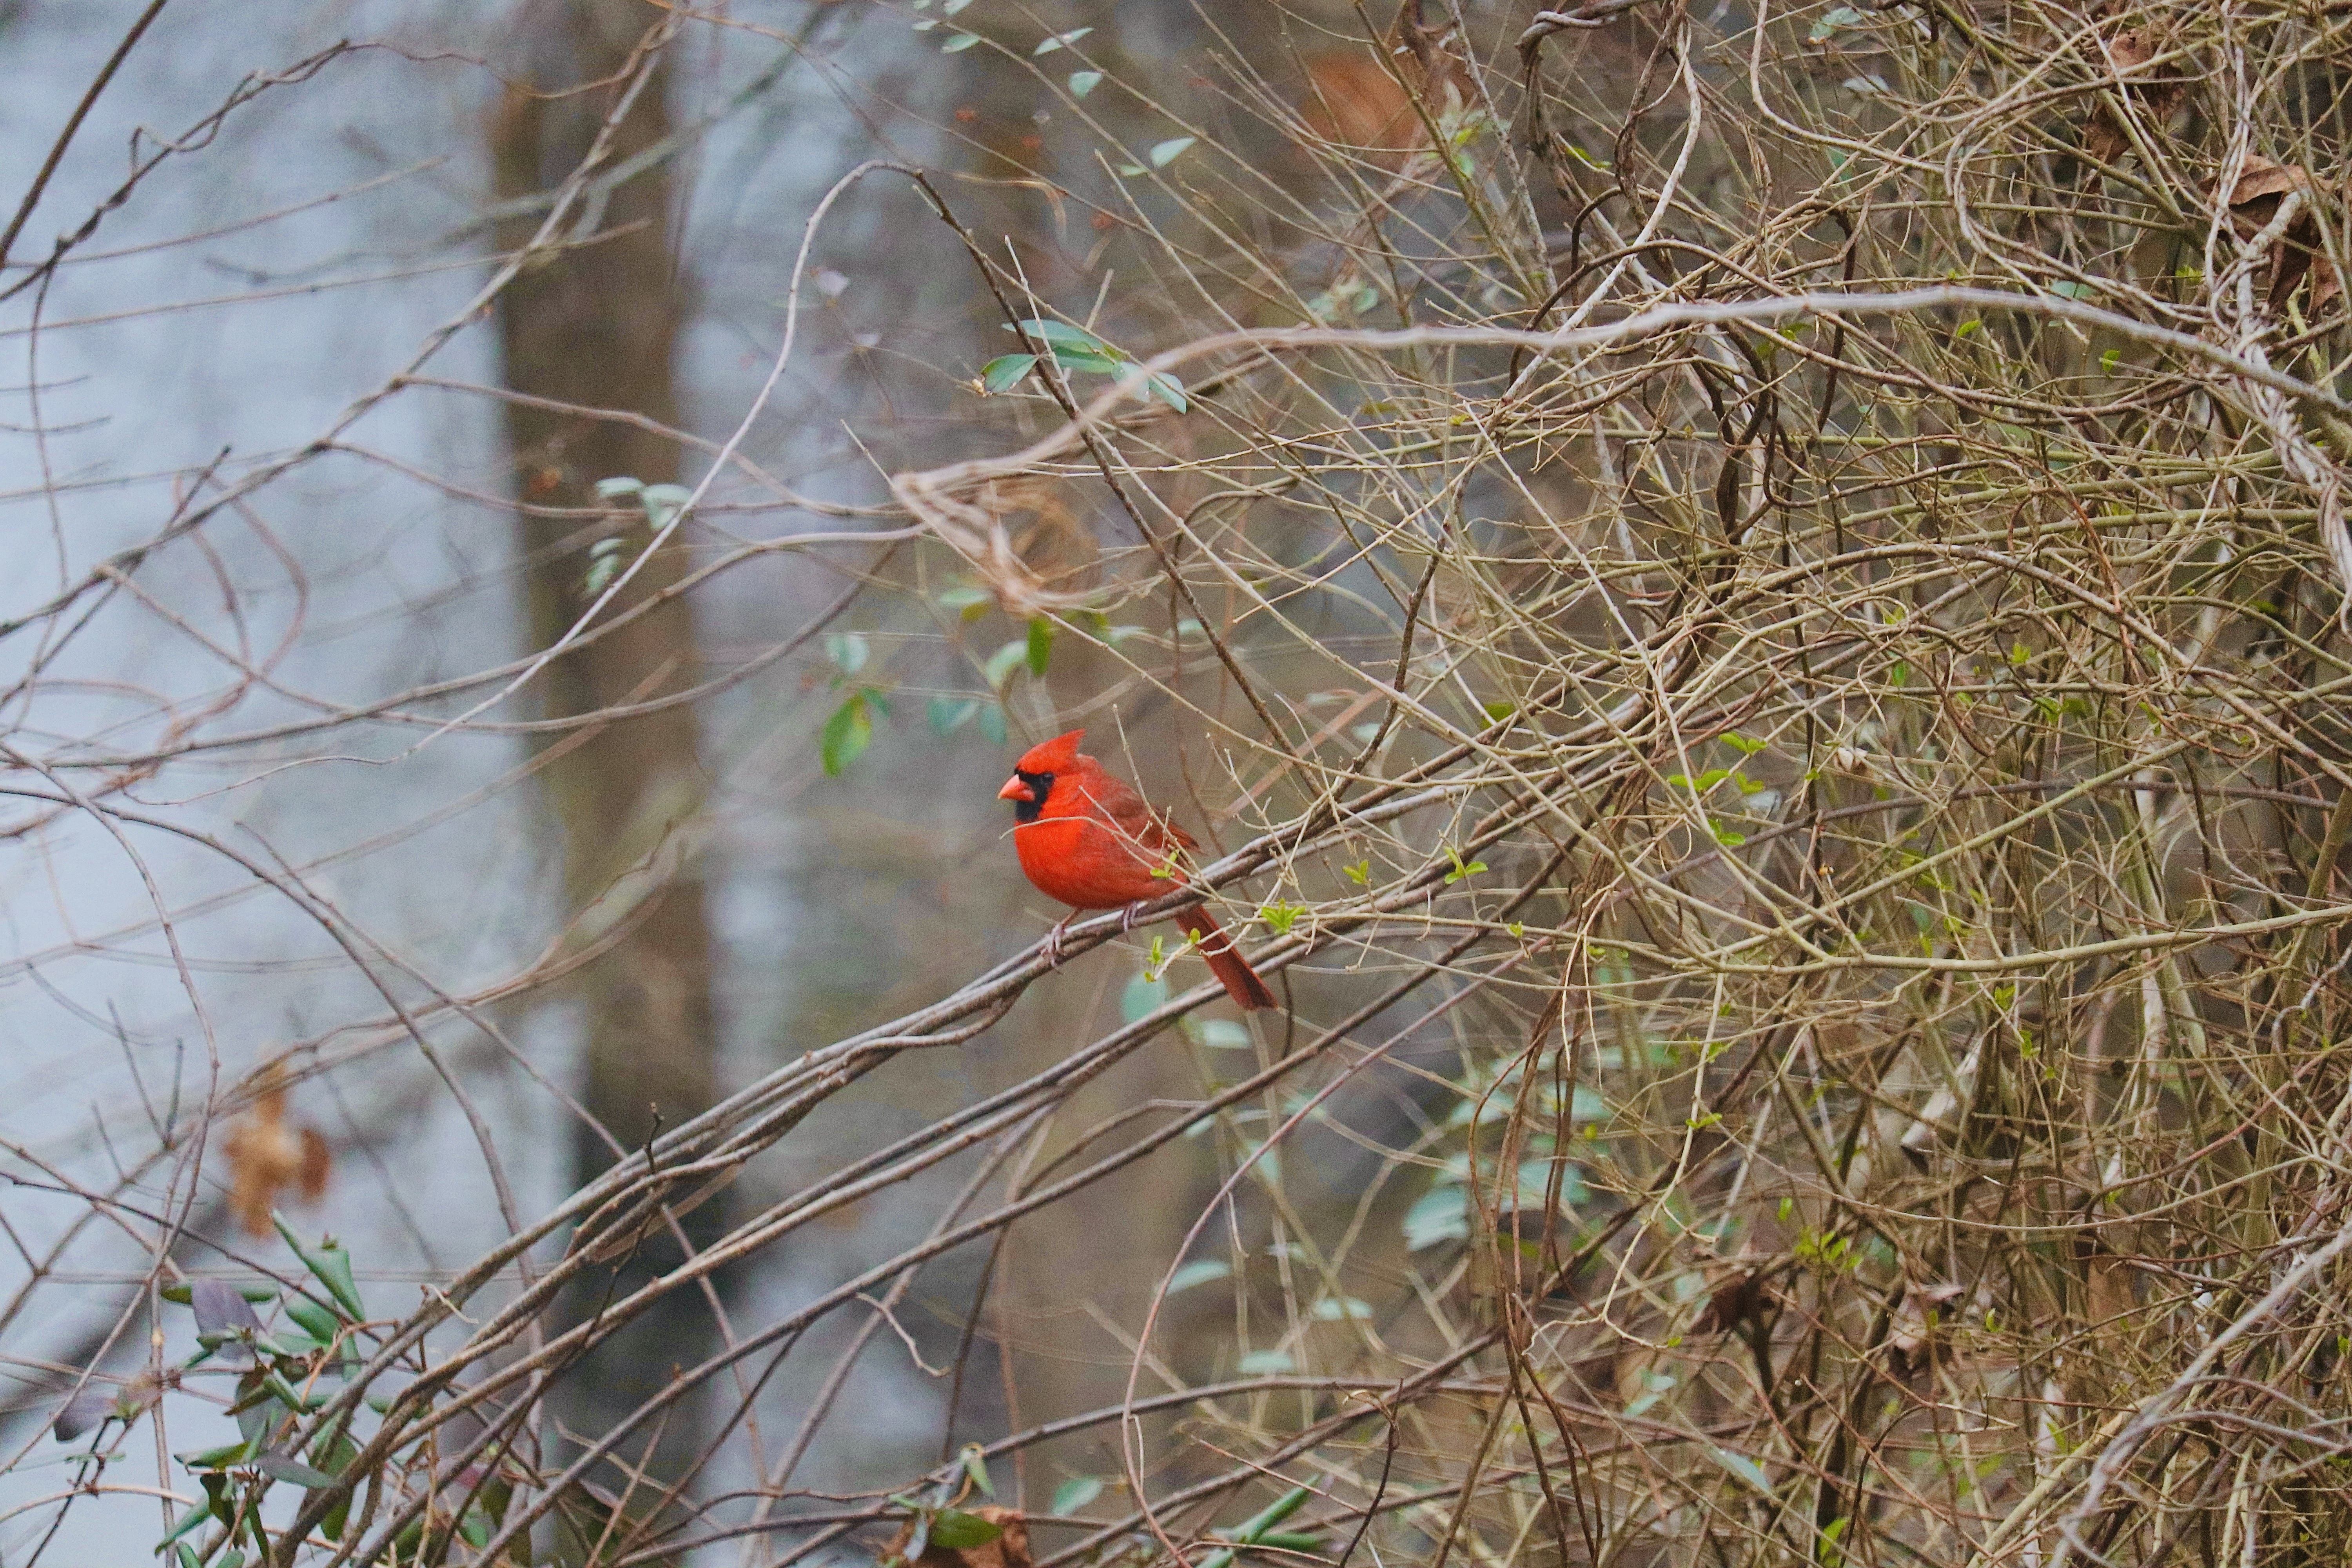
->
[8, 1, 2352, 1566]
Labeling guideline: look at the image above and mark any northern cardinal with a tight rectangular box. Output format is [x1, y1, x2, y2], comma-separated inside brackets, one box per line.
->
[998, 729, 1278, 1011]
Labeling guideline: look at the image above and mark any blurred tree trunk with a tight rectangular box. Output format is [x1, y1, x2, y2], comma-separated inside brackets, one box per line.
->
[487, 0, 721, 1517]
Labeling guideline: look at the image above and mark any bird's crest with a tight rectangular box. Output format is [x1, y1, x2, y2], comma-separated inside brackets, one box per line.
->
[1015, 728, 1087, 773]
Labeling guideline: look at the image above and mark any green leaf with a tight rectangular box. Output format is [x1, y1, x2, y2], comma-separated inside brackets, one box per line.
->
[255, 1452, 337, 1488]
[1025, 617, 1054, 676]
[1049, 345, 1123, 376]
[1809, 5, 1866, 40]
[1707, 1445, 1775, 1496]
[1168, 1259, 1231, 1293]
[1011, 318, 1111, 353]
[160, 1504, 214, 1548]
[980, 353, 1037, 392]
[1404, 1184, 1470, 1250]
[1257, 900, 1307, 937]
[1310, 1296, 1372, 1320]
[1442, 848, 1487, 884]
[960, 1443, 995, 1498]
[270, 1217, 365, 1321]
[1121, 970, 1169, 1023]
[929, 697, 979, 735]
[1194, 1019, 1252, 1050]
[1034, 26, 1092, 54]
[639, 483, 692, 526]
[1148, 136, 1196, 167]
[1230, 1486, 1312, 1541]
[1051, 1476, 1105, 1515]
[1144, 371, 1189, 411]
[1723, 731, 1766, 754]
[1068, 70, 1103, 97]
[178, 1440, 259, 1470]
[1235, 1349, 1294, 1374]
[983, 638, 1029, 688]
[938, 584, 993, 613]
[822, 694, 873, 776]
[942, 32, 981, 51]
[283, 1298, 338, 1343]
[977, 704, 1008, 746]
[928, 1509, 1004, 1549]
[825, 631, 869, 676]
[592, 476, 644, 500]
[2100, 347, 2122, 373]
[1342, 859, 1370, 885]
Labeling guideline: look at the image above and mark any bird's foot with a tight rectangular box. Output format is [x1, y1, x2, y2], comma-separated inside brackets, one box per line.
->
[1042, 912, 1076, 965]
[1120, 902, 1143, 934]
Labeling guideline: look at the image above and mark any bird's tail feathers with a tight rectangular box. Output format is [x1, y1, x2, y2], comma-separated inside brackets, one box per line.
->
[1181, 905, 1278, 1011]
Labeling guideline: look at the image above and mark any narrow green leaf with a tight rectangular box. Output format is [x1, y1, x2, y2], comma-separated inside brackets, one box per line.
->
[942, 32, 981, 51]
[1049, 346, 1122, 375]
[160, 1504, 213, 1547]
[982, 639, 1028, 688]
[929, 697, 979, 735]
[1708, 1445, 1775, 1496]
[927, 1509, 1004, 1549]
[1034, 26, 1092, 54]
[269, 1216, 364, 1321]
[1011, 318, 1110, 352]
[1145, 371, 1188, 411]
[1231, 1486, 1312, 1541]
[592, 476, 644, 500]
[821, 693, 873, 776]
[1168, 1259, 1230, 1293]
[980, 353, 1037, 392]
[1068, 70, 1103, 97]
[283, 1298, 338, 1343]
[1148, 136, 1196, 167]
[1025, 617, 1054, 676]
[1235, 1350, 1294, 1375]
[1050, 1476, 1104, 1514]
[255, 1452, 338, 1488]
[824, 631, 869, 676]
[977, 704, 1008, 745]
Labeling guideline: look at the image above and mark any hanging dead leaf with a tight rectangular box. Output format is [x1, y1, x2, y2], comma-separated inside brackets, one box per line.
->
[1300, 13, 1470, 165]
[2224, 156, 2343, 313]
[2080, 6, 2184, 166]
[888, 1506, 1033, 1568]
[1691, 1264, 1775, 1337]
[222, 1062, 331, 1238]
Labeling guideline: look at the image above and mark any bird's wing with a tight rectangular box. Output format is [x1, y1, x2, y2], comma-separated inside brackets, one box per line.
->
[1084, 768, 1195, 856]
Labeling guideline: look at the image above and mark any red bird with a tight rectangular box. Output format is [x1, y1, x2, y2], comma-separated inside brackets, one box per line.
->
[998, 729, 1278, 1011]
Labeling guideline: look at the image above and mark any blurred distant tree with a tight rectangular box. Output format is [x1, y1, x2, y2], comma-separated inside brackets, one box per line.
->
[487, 0, 723, 1504]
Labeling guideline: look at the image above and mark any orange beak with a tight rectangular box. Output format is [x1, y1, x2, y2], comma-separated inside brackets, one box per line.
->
[998, 775, 1034, 803]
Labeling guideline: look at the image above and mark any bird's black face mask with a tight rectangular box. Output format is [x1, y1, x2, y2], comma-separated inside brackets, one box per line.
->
[1012, 769, 1054, 823]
